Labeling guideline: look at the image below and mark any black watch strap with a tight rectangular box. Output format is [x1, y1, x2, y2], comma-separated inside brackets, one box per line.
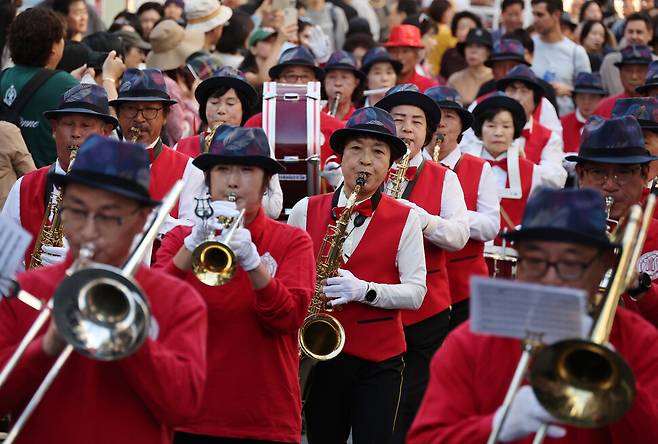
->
[628, 272, 652, 298]
[365, 284, 377, 303]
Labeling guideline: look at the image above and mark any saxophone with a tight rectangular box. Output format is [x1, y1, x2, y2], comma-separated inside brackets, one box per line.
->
[432, 133, 444, 162]
[298, 174, 365, 361]
[128, 126, 141, 143]
[386, 141, 411, 199]
[203, 122, 223, 154]
[328, 92, 342, 117]
[29, 145, 79, 269]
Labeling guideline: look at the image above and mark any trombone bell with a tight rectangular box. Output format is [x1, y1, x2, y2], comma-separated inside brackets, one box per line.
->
[530, 338, 635, 427]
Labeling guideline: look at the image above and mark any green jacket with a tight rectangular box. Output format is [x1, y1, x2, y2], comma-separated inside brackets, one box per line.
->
[0, 65, 78, 167]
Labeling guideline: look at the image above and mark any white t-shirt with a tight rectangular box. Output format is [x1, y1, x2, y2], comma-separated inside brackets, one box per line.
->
[531, 36, 591, 116]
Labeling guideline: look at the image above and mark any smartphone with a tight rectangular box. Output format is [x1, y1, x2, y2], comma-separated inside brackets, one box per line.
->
[272, 0, 297, 26]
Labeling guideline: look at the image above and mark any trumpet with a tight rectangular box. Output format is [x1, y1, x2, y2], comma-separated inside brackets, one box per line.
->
[128, 126, 141, 143]
[386, 141, 412, 199]
[0, 181, 184, 444]
[328, 92, 342, 117]
[191, 192, 245, 286]
[29, 145, 79, 269]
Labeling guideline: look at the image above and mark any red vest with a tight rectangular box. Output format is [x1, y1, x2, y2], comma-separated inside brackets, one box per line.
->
[19, 166, 50, 267]
[560, 112, 584, 154]
[522, 118, 551, 165]
[306, 192, 409, 362]
[150, 145, 190, 219]
[445, 154, 489, 304]
[175, 134, 202, 159]
[402, 160, 450, 325]
[500, 158, 535, 232]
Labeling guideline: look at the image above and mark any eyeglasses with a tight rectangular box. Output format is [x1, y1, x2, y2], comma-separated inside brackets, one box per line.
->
[517, 253, 600, 281]
[279, 73, 314, 83]
[583, 166, 642, 185]
[120, 105, 163, 120]
[60, 206, 141, 231]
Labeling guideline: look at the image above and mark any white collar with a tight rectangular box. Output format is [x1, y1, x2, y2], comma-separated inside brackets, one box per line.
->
[481, 149, 508, 161]
[440, 146, 462, 169]
[409, 151, 424, 167]
[54, 159, 65, 175]
[575, 109, 587, 123]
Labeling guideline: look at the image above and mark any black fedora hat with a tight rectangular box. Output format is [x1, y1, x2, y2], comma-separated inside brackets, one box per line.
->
[330, 107, 407, 163]
[375, 84, 441, 140]
[472, 92, 527, 139]
[194, 67, 259, 124]
[194, 126, 285, 174]
[424, 86, 473, 132]
[44, 84, 119, 129]
[50, 134, 160, 207]
[502, 187, 616, 249]
[496, 64, 545, 97]
[612, 97, 658, 132]
[565, 116, 658, 164]
[268, 46, 324, 81]
[324, 50, 366, 81]
[636, 60, 658, 95]
[457, 28, 493, 57]
[109, 68, 177, 106]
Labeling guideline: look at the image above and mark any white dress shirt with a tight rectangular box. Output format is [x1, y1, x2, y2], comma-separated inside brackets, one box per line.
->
[478, 149, 541, 195]
[512, 118, 567, 189]
[288, 191, 427, 310]
[392, 152, 470, 251]
[429, 147, 500, 242]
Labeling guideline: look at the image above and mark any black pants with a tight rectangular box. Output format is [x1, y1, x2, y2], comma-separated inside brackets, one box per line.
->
[305, 352, 404, 444]
[174, 432, 293, 444]
[391, 308, 451, 444]
[448, 299, 470, 332]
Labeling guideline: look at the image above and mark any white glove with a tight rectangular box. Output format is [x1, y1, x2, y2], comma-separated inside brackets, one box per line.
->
[397, 198, 431, 231]
[184, 200, 239, 252]
[307, 25, 331, 63]
[322, 161, 343, 189]
[228, 228, 261, 271]
[493, 386, 566, 442]
[323, 269, 368, 307]
[40, 244, 68, 266]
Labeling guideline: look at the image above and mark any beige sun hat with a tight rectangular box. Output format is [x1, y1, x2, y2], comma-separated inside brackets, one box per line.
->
[185, 0, 233, 33]
[145, 19, 204, 71]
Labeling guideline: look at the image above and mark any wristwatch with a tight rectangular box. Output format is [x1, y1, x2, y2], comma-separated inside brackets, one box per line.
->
[628, 272, 652, 299]
[365, 283, 377, 303]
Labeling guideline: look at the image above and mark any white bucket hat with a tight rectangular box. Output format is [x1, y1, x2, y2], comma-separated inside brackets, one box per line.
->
[185, 0, 233, 33]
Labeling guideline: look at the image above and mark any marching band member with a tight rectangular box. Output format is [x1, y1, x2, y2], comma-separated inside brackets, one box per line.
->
[175, 67, 283, 219]
[567, 116, 658, 328]
[471, 93, 539, 233]
[322, 50, 364, 122]
[375, 84, 469, 443]
[560, 73, 607, 155]
[109, 68, 205, 230]
[360, 47, 401, 106]
[288, 107, 427, 443]
[2, 84, 117, 270]
[0, 135, 208, 443]
[245, 46, 345, 166]
[155, 126, 315, 443]
[495, 65, 567, 188]
[407, 187, 658, 443]
[612, 97, 658, 183]
[424, 86, 500, 329]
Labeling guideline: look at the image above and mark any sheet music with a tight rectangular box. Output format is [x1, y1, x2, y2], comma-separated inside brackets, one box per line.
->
[0, 215, 32, 296]
[470, 276, 588, 344]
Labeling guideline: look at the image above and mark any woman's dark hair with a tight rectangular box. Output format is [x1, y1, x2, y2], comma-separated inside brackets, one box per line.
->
[298, 17, 314, 34]
[403, 14, 438, 35]
[52, 0, 85, 15]
[578, 0, 603, 22]
[202, 85, 255, 126]
[8, 7, 66, 67]
[450, 11, 482, 37]
[137, 2, 164, 17]
[580, 20, 612, 50]
[217, 10, 254, 55]
[473, 107, 522, 139]
[427, 0, 452, 23]
[343, 33, 376, 53]
[109, 11, 143, 35]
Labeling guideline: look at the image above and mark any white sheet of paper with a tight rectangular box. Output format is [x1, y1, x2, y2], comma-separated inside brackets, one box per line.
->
[0, 215, 32, 296]
[470, 276, 588, 345]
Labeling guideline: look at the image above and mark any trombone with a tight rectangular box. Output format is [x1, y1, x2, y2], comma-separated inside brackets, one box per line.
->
[0, 181, 184, 444]
[191, 192, 245, 286]
[488, 192, 654, 444]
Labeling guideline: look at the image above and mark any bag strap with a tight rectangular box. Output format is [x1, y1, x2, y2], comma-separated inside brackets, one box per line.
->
[6, 68, 56, 114]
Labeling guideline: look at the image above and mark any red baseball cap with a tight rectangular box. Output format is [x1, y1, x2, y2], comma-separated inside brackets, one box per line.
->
[384, 25, 424, 49]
